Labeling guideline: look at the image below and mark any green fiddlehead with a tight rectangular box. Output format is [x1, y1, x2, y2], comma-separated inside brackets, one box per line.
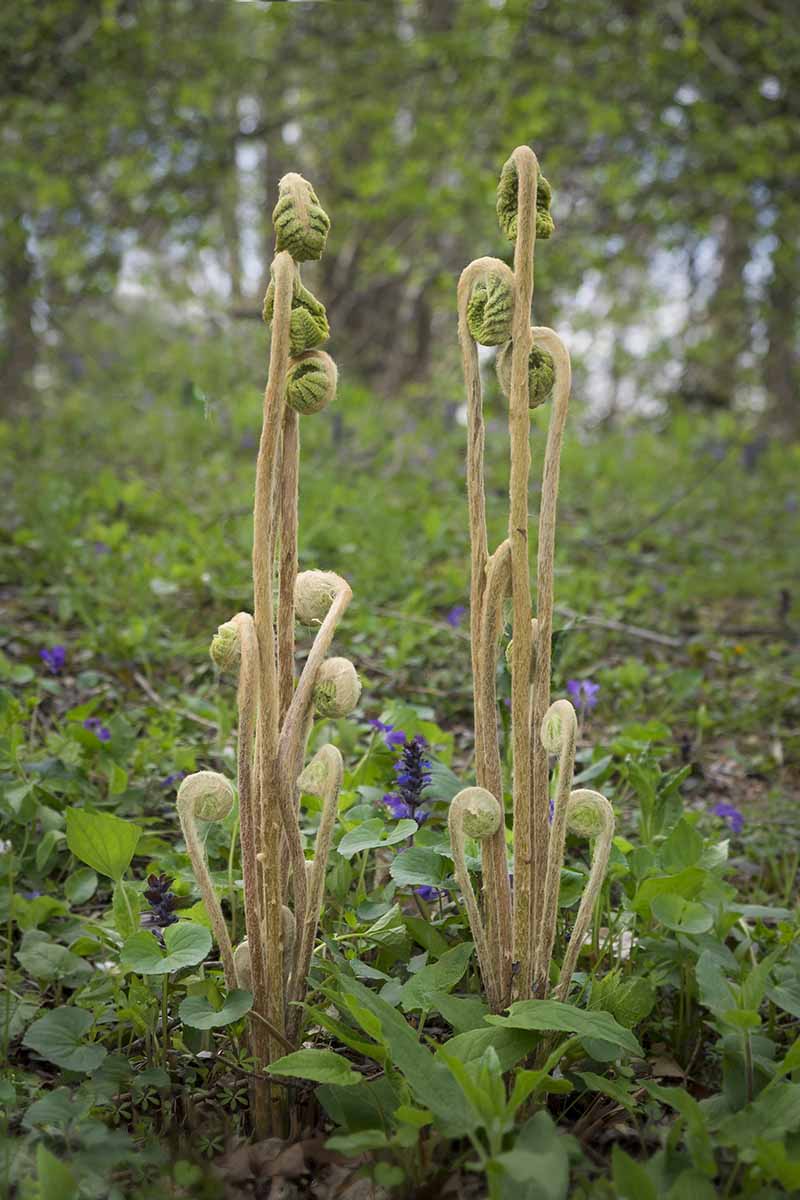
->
[272, 172, 331, 262]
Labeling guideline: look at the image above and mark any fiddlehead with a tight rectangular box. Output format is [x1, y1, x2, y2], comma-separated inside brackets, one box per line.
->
[554, 788, 615, 1002]
[294, 570, 345, 626]
[272, 172, 331, 263]
[448, 787, 504, 1011]
[496, 339, 555, 408]
[534, 699, 577, 997]
[263, 269, 329, 356]
[496, 158, 554, 242]
[313, 657, 362, 718]
[176, 771, 237, 989]
[463, 257, 516, 347]
[285, 350, 337, 415]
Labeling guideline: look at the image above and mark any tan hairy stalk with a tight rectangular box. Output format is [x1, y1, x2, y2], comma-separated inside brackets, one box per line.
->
[528, 326, 571, 984]
[448, 787, 504, 1009]
[534, 699, 577, 996]
[278, 405, 299, 722]
[554, 789, 615, 1002]
[506, 146, 539, 997]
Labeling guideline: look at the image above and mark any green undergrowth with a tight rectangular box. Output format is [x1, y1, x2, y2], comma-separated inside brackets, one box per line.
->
[1, 310, 799, 1197]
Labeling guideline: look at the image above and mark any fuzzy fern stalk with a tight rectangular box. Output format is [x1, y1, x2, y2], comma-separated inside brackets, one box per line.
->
[452, 146, 614, 1009]
[179, 174, 359, 1136]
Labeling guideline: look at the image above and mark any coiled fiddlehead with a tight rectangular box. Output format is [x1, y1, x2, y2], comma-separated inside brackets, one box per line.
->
[463, 257, 516, 347]
[496, 157, 555, 242]
[285, 350, 337, 415]
[263, 269, 329, 356]
[272, 172, 331, 262]
[496, 337, 555, 408]
[534, 700, 577, 996]
[176, 772, 237, 989]
[554, 789, 615, 1002]
[313, 657, 362, 718]
[448, 787, 504, 1011]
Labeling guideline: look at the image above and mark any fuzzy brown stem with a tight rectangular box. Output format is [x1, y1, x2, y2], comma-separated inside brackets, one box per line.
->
[554, 790, 614, 1002]
[278, 406, 299, 722]
[533, 700, 577, 997]
[528, 327, 572, 985]
[507, 146, 539, 998]
[177, 803, 237, 990]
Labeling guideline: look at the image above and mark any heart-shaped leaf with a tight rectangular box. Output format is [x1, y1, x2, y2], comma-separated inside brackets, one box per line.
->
[22, 1007, 106, 1073]
[179, 989, 253, 1029]
[65, 808, 142, 882]
[651, 893, 713, 934]
[121, 923, 212, 975]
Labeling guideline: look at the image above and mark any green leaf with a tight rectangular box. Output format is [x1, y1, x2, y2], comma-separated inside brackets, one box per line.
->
[486, 1000, 642, 1056]
[267, 1049, 362, 1086]
[64, 868, 98, 905]
[497, 1111, 570, 1200]
[22, 1007, 106, 1073]
[438, 1026, 539, 1072]
[430, 991, 489, 1034]
[16, 937, 91, 985]
[325, 1129, 390, 1154]
[632, 867, 705, 916]
[179, 989, 253, 1029]
[651, 893, 713, 934]
[112, 881, 141, 939]
[120, 923, 211, 975]
[337, 818, 417, 858]
[575, 1070, 637, 1111]
[612, 1145, 658, 1200]
[36, 1144, 78, 1200]
[659, 818, 703, 872]
[400, 942, 473, 1011]
[65, 808, 142, 881]
[390, 845, 450, 888]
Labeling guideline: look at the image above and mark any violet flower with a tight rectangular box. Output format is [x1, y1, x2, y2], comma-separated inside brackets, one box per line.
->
[40, 646, 66, 675]
[142, 873, 179, 929]
[416, 885, 444, 902]
[566, 679, 600, 710]
[445, 604, 466, 628]
[382, 734, 432, 825]
[83, 717, 111, 742]
[711, 801, 744, 836]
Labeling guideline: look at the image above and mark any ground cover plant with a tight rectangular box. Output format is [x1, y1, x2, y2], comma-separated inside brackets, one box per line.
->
[1, 146, 799, 1200]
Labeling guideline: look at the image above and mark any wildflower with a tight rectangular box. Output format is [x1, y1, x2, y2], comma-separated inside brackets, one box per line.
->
[711, 801, 744, 836]
[383, 734, 432, 824]
[445, 604, 466, 628]
[566, 679, 600, 710]
[40, 646, 66, 675]
[367, 718, 394, 735]
[415, 885, 444, 902]
[92, 541, 111, 555]
[385, 729, 407, 749]
[142, 873, 179, 929]
[161, 771, 186, 789]
[83, 717, 111, 742]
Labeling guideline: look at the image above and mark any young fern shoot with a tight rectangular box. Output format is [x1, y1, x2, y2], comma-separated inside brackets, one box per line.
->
[176, 173, 360, 1134]
[451, 145, 614, 1009]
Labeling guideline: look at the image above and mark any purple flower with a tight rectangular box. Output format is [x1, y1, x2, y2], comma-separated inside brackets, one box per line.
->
[711, 801, 744, 836]
[92, 541, 111, 555]
[162, 772, 186, 789]
[368, 718, 394, 734]
[383, 794, 415, 821]
[40, 646, 66, 675]
[142, 873, 179, 929]
[445, 605, 466, 628]
[549, 796, 555, 824]
[385, 729, 407, 749]
[83, 717, 111, 742]
[566, 679, 600, 710]
[415, 885, 443, 902]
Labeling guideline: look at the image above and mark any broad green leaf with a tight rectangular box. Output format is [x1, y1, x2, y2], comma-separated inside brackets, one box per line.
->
[179, 989, 253, 1029]
[498, 1111, 570, 1200]
[317, 1075, 401, 1131]
[36, 1144, 78, 1200]
[64, 868, 98, 905]
[644, 1081, 716, 1175]
[696, 950, 737, 1015]
[632, 867, 705, 916]
[716, 1082, 800, 1147]
[326, 1129, 390, 1154]
[337, 818, 417, 858]
[651, 893, 713, 934]
[575, 1070, 637, 1111]
[659, 818, 703, 872]
[486, 1000, 642, 1056]
[430, 991, 489, 1034]
[120, 923, 211, 975]
[390, 845, 450, 888]
[268, 1048, 362, 1086]
[16, 937, 91, 985]
[23, 1088, 85, 1129]
[400, 942, 473, 1011]
[112, 881, 141, 939]
[404, 915, 449, 956]
[22, 1007, 106, 1073]
[65, 808, 142, 881]
[438, 1026, 538, 1072]
[612, 1145, 658, 1200]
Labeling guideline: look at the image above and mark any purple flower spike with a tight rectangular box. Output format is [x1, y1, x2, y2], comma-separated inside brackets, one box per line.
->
[445, 605, 466, 629]
[385, 729, 407, 749]
[162, 771, 186, 789]
[83, 717, 111, 742]
[566, 679, 600, 710]
[368, 718, 394, 734]
[711, 801, 745, 836]
[40, 646, 66, 675]
[383, 794, 414, 821]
